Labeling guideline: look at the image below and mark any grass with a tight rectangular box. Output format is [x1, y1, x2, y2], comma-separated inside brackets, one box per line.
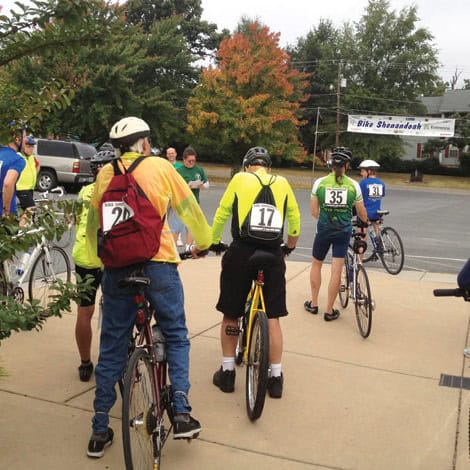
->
[202, 162, 470, 190]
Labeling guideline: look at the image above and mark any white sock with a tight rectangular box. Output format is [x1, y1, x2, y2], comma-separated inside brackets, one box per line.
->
[222, 357, 235, 371]
[270, 363, 282, 377]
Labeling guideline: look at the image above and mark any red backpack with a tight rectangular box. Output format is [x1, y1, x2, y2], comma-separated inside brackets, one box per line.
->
[97, 156, 164, 269]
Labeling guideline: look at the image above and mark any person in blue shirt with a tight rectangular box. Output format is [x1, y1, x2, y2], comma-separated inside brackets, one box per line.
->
[358, 159, 385, 237]
[0, 136, 26, 217]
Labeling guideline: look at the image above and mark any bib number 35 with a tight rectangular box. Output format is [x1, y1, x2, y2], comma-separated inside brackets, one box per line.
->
[325, 188, 347, 208]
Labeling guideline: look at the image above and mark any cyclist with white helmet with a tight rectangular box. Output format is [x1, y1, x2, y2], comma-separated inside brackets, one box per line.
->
[358, 159, 385, 237]
[305, 147, 368, 321]
[85, 117, 212, 458]
[72, 147, 116, 383]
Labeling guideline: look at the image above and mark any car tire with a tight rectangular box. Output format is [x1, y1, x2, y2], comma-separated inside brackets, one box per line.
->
[37, 169, 57, 192]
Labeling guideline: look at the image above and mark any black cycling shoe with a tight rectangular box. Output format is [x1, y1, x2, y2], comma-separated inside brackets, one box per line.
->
[324, 309, 340, 321]
[79, 361, 94, 382]
[304, 301, 318, 314]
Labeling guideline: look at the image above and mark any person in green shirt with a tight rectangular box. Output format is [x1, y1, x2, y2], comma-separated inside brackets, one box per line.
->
[305, 147, 368, 321]
[177, 146, 210, 247]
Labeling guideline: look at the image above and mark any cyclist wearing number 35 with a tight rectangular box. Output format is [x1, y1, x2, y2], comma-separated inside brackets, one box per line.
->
[211, 147, 300, 399]
[304, 147, 368, 322]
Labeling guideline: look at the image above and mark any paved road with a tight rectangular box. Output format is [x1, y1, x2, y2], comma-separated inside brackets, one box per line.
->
[58, 182, 470, 276]
[199, 184, 470, 275]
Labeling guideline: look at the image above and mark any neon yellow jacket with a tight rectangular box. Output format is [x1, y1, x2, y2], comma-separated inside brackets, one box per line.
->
[87, 152, 212, 263]
[16, 153, 38, 190]
[212, 167, 301, 242]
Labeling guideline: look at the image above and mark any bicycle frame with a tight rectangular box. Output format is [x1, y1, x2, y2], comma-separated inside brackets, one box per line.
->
[243, 270, 267, 364]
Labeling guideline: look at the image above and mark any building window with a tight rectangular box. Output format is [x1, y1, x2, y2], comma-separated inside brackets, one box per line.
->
[416, 143, 422, 159]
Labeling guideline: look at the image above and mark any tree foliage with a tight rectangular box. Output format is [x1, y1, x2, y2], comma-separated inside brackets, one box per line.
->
[187, 22, 309, 165]
[290, 0, 445, 161]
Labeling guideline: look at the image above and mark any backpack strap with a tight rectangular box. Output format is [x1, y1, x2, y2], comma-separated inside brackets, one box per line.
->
[111, 156, 147, 176]
[252, 172, 276, 187]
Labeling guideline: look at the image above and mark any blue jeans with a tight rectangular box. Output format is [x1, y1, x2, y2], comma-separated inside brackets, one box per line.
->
[92, 261, 191, 433]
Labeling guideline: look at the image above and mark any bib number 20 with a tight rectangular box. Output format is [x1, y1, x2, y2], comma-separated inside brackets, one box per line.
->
[102, 201, 134, 232]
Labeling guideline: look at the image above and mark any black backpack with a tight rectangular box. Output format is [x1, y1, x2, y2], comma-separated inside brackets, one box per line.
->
[239, 173, 285, 247]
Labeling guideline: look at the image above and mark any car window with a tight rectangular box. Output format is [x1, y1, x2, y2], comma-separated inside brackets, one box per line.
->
[74, 142, 97, 159]
[37, 140, 75, 157]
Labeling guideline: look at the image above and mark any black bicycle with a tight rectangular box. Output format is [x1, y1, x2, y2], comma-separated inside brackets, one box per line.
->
[362, 210, 404, 275]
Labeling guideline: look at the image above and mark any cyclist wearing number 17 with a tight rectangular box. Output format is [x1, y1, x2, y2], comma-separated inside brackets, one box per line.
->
[304, 147, 368, 321]
[85, 117, 212, 459]
[211, 146, 300, 399]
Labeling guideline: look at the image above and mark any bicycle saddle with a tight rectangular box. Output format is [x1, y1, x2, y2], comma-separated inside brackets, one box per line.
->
[117, 276, 151, 289]
[247, 249, 278, 272]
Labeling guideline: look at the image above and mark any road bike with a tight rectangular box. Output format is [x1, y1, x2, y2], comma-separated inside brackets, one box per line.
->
[120, 246, 222, 469]
[362, 210, 404, 275]
[0, 226, 71, 311]
[234, 248, 274, 420]
[339, 231, 374, 338]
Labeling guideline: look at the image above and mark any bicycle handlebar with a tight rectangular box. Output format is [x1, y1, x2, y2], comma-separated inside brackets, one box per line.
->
[433, 288, 470, 300]
[179, 242, 229, 260]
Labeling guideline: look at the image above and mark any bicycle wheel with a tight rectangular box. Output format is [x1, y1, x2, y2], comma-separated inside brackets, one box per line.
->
[379, 227, 404, 275]
[28, 246, 71, 313]
[122, 348, 163, 470]
[354, 265, 373, 338]
[338, 255, 350, 308]
[245, 310, 269, 421]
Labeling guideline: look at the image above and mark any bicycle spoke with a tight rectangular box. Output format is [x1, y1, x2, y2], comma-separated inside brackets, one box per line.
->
[355, 265, 372, 338]
[379, 227, 404, 275]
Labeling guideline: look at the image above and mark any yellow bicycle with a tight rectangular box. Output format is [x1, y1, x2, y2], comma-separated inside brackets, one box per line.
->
[235, 249, 274, 421]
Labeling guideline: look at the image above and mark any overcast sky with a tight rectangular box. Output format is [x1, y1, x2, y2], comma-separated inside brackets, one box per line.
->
[200, 0, 469, 87]
[0, 0, 467, 86]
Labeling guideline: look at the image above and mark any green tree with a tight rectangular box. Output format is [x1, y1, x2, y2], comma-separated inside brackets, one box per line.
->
[291, 0, 445, 162]
[187, 22, 309, 166]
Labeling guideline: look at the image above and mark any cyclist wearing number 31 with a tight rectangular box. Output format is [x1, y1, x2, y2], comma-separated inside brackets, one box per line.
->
[304, 147, 368, 321]
[211, 147, 300, 399]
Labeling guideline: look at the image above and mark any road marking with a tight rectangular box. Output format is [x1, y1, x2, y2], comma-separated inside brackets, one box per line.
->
[405, 255, 467, 262]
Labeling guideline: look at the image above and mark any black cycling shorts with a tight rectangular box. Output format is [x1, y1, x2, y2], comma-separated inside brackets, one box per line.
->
[75, 265, 102, 307]
[216, 240, 287, 319]
[16, 190, 35, 210]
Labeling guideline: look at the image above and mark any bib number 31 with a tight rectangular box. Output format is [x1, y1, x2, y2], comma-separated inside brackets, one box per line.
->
[102, 201, 134, 232]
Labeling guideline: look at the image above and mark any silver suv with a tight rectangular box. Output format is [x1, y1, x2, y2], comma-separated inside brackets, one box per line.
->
[34, 139, 97, 191]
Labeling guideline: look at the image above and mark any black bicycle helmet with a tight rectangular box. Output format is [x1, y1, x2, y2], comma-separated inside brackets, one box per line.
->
[90, 149, 116, 177]
[242, 146, 272, 169]
[331, 146, 352, 166]
[109, 116, 150, 148]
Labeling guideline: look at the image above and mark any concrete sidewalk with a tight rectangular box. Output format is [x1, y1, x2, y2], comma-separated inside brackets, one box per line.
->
[1, 258, 469, 469]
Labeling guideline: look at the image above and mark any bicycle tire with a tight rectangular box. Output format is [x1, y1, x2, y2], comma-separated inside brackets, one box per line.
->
[245, 310, 269, 421]
[354, 265, 373, 338]
[339, 255, 350, 308]
[122, 348, 163, 470]
[28, 245, 71, 314]
[379, 227, 404, 275]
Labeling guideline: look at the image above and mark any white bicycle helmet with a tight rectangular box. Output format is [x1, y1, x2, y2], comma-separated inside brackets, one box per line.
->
[109, 116, 150, 147]
[358, 159, 380, 169]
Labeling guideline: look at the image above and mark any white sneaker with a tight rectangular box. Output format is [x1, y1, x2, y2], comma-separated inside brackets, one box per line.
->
[176, 238, 184, 247]
[464, 348, 470, 359]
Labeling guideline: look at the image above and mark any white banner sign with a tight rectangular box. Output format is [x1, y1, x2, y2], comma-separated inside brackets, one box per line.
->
[347, 115, 455, 137]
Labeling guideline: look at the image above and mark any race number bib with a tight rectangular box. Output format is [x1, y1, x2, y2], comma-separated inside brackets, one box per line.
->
[325, 188, 347, 208]
[249, 203, 282, 233]
[367, 183, 383, 199]
[102, 201, 134, 232]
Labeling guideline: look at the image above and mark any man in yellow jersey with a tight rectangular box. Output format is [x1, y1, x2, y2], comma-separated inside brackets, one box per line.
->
[72, 148, 115, 383]
[16, 135, 39, 221]
[85, 117, 212, 458]
[211, 147, 300, 399]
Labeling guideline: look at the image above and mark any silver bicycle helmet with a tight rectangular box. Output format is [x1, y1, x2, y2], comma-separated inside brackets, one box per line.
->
[109, 116, 150, 147]
[242, 147, 272, 169]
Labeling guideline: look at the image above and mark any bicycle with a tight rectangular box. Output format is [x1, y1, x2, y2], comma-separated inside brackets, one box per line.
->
[233, 248, 276, 421]
[120, 246, 219, 469]
[339, 231, 374, 338]
[362, 210, 405, 275]
[1, 225, 71, 311]
[34, 187, 76, 249]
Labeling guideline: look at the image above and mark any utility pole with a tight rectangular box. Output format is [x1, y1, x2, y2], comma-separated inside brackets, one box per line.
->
[336, 61, 342, 147]
[312, 106, 320, 176]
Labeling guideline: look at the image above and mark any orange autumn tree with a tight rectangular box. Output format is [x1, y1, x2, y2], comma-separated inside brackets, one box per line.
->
[187, 22, 310, 166]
